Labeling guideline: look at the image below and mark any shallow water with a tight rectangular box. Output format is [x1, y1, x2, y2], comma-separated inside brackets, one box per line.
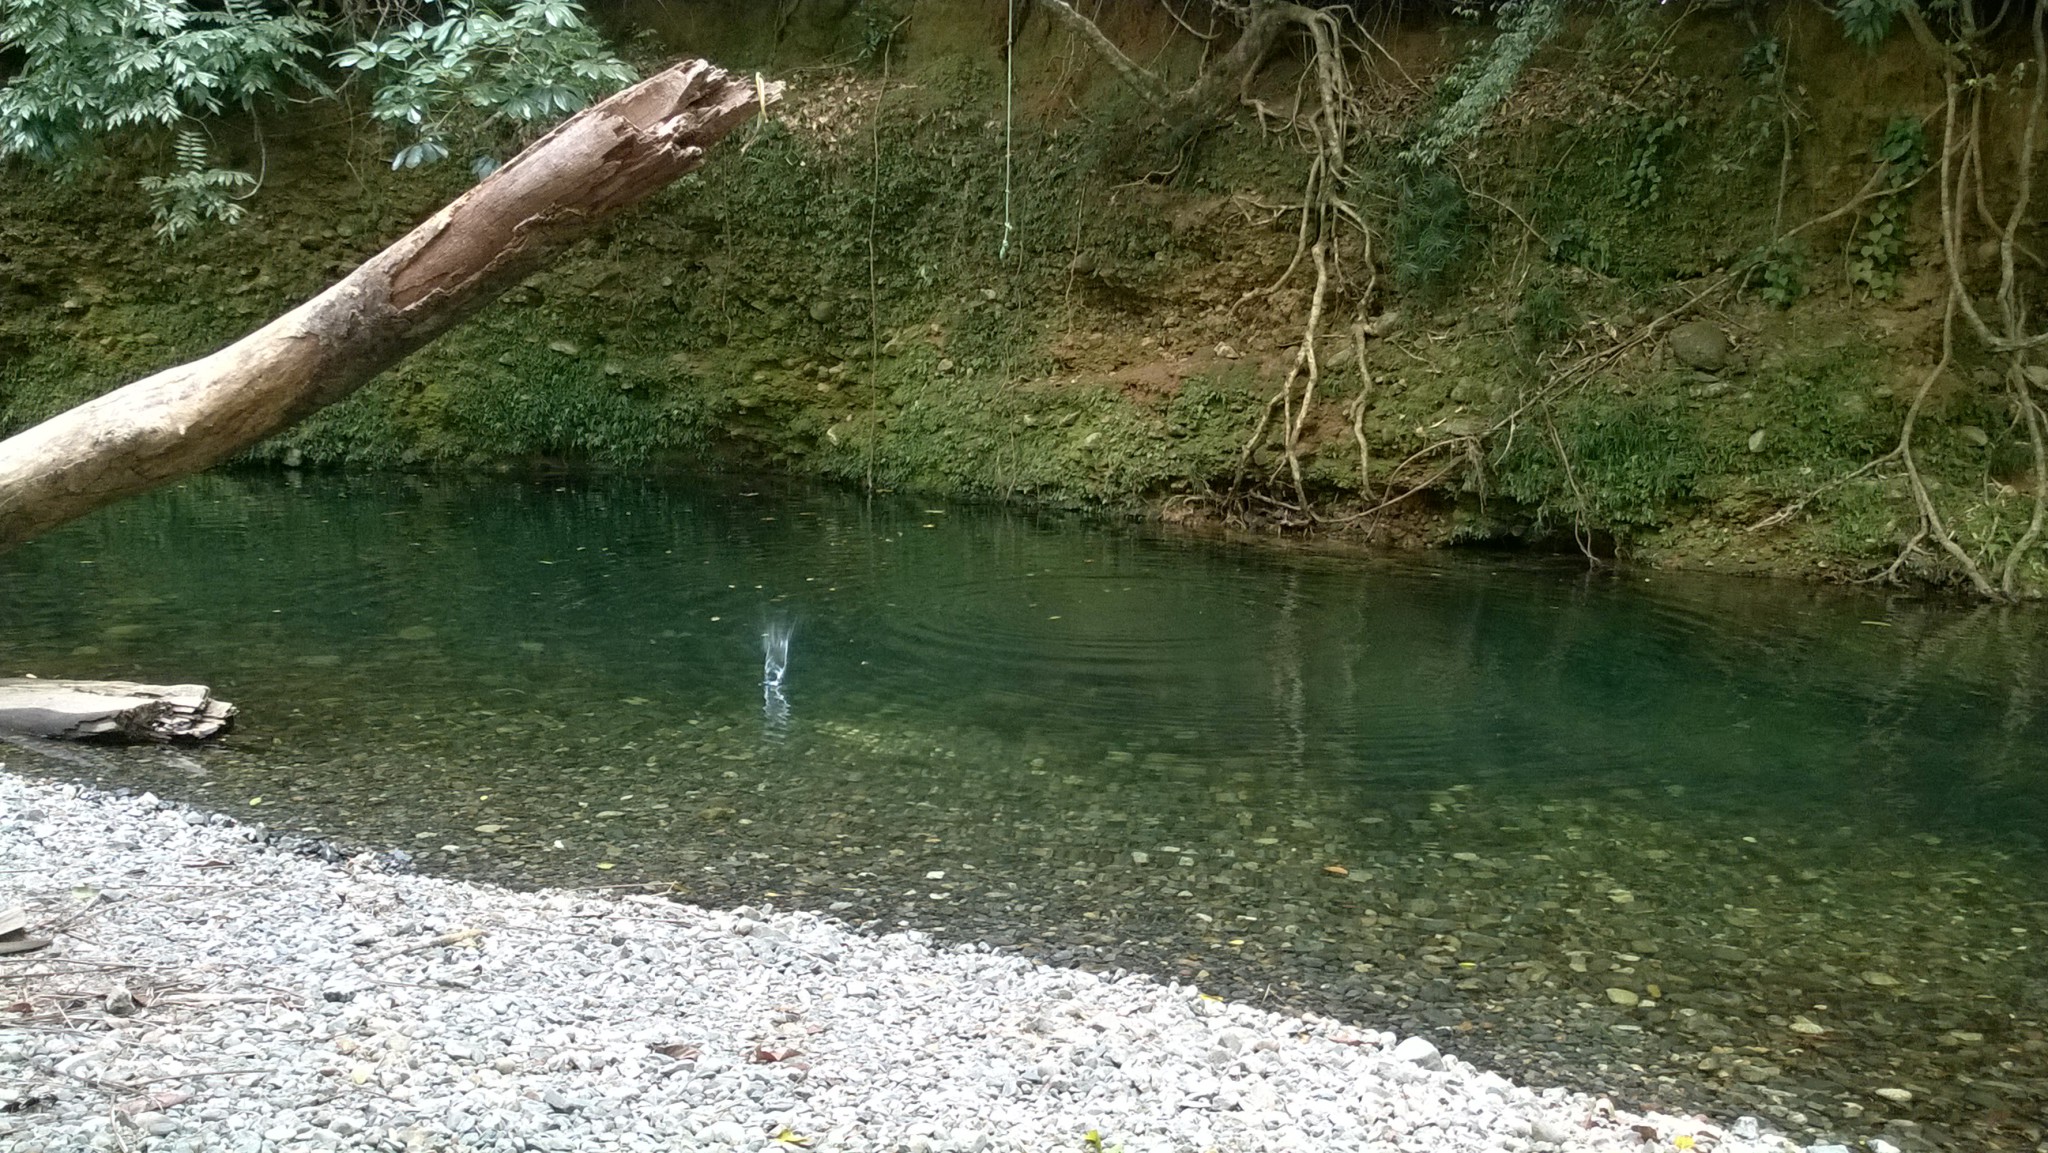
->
[4, 472, 2044, 1149]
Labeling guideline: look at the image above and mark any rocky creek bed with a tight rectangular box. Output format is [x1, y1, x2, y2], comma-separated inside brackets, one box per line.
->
[8, 705, 2044, 1153]
[1, 768, 1882, 1153]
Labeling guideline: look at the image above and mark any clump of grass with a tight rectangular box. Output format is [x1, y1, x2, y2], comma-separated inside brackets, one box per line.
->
[1388, 167, 1477, 301]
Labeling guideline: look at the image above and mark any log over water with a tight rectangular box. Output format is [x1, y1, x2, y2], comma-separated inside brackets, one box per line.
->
[0, 59, 779, 552]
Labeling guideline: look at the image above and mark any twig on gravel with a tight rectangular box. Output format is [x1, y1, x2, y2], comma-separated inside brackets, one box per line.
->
[355, 927, 488, 965]
[41, 1062, 275, 1094]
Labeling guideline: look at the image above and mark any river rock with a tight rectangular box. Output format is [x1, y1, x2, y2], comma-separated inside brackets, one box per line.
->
[1669, 321, 1733, 371]
[1391, 1035, 1442, 1067]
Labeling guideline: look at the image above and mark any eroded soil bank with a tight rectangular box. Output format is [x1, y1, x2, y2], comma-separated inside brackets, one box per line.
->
[2, 1, 2041, 589]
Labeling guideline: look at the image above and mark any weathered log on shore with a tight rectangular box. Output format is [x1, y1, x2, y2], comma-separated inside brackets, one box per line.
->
[0, 679, 235, 743]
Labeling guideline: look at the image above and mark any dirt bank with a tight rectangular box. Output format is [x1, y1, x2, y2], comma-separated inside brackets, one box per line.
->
[2, 1, 2039, 592]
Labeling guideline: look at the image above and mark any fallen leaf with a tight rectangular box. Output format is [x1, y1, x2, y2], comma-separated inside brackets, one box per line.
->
[748, 1047, 801, 1063]
[651, 1043, 700, 1060]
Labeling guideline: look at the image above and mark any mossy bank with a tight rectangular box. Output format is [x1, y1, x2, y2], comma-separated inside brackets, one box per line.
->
[3, 0, 2042, 593]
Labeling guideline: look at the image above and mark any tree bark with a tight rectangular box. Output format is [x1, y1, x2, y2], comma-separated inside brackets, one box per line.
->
[0, 59, 781, 553]
[1031, 0, 1305, 134]
[0, 679, 235, 742]
[1032, 0, 1172, 106]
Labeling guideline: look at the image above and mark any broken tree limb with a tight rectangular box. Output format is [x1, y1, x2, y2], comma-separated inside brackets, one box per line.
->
[0, 679, 236, 743]
[0, 59, 782, 553]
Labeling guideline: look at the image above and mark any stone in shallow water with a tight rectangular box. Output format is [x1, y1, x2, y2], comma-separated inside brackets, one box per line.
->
[1605, 988, 1639, 1007]
[1873, 1087, 1913, 1103]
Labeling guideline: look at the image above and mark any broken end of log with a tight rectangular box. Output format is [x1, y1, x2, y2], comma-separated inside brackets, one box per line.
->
[0, 679, 237, 744]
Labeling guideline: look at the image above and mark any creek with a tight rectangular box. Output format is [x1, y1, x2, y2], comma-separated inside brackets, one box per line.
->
[3, 472, 2043, 1150]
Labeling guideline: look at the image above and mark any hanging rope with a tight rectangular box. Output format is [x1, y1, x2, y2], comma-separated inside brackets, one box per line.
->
[1000, 0, 1016, 259]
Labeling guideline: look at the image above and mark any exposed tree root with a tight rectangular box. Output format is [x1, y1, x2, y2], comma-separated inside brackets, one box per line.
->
[1869, 0, 2048, 598]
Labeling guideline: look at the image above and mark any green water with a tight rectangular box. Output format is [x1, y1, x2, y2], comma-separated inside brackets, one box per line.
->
[3, 473, 2044, 1150]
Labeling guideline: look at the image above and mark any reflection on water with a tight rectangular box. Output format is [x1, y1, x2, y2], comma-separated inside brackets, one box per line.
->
[2, 472, 2044, 1150]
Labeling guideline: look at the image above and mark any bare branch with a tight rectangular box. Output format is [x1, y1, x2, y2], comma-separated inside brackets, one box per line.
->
[1032, 0, 1172, 105]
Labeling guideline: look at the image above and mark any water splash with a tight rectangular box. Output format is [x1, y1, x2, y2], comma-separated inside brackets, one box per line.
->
[762, 619, 793, 727]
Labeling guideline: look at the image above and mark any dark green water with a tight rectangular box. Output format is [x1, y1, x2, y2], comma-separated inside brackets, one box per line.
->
[4, 473, 2044, 1150]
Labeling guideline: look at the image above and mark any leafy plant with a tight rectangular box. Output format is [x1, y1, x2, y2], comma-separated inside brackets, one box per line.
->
[0, 0, 325, 162]
[1849, 117, 1926, 299]
[1759, 240, 1807, 308]
[1390, 167, 1476, 297]
[1513, 281, 1575, 352]
[138, 127, 256, 239]
[1548, 219, 1613, 274]
[1834, 0, 1904, 50]
[1405, 0, 1564, 167]
[335, 0, 636, 170]
[1740, 35, 1783, 81]
[1622, 113, 1688, 211]
[851, 0, 906, 64]
[0, 0, 636, 234]
[1495, 395, 1713, 532]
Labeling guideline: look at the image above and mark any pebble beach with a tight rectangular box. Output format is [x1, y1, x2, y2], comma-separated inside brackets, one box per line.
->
[2, 769, 1862, 1153]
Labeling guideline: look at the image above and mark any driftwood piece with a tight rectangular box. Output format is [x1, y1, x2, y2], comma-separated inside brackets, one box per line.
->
[0, 679, 235, 743]
[0, 59, 781, 552]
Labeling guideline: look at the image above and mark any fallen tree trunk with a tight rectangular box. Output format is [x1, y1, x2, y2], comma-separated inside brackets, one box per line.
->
[0, 679, 236, 742]
[0, 59, 780, 553]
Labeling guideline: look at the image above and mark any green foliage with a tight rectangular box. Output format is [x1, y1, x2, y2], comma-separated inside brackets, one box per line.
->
[1834, 0, 1904, 50]
[335, 0, 634, 171]
[1389, 167, 1476, 297]
[1849, 118, 1926, 299]
[1758, 241, 1807, 308]
[1547, 219, 1614, 275]
[851, 0, 906, 64]
[1406, 0, 1563, 167]
[1740, 35, 1783, 81]
[1622, 113, 1689, 212]
[1752, 347, 1899, 465]
[1, 0, 632, 233]
[1512, 281, 1575, 353]
[0, 0, 323, 162]
[432, 355, 670, 464]
[1496, 395, 1714, 533]
[1873, 115, 1927, 174]
[138, 127, 255, 239]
